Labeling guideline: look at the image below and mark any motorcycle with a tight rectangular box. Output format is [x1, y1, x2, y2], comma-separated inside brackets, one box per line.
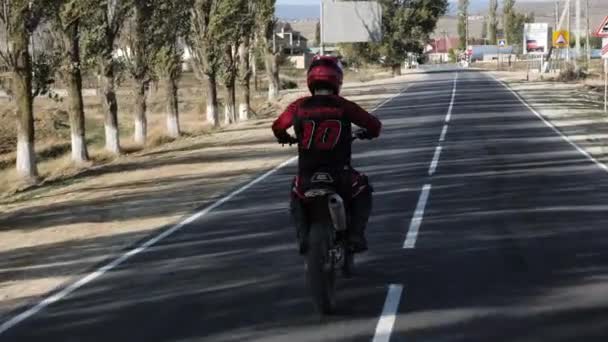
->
[281, 130, 369, 314]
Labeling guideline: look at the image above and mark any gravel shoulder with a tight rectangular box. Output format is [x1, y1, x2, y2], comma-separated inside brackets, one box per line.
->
[488, 70, 608, 166]
[0, 72, 426, 319]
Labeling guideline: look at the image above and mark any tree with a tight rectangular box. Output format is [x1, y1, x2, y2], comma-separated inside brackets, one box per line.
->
[50, 0, 93, 163]
[237, 1, 256, 121]
[0, 0, 50, 179]
[216, 0, 250, 125]
[481, 17, 488, 43]
[123, 0, 155, 145]
[339, 1, 447, 75]
[82, 0, 132, 154]
[314, 21, 320, 47]
[488, 0, 498, 45]
[379, 0, 448, 75]
[190, 0, 223, 127]
[458, 0, 470, 50]
[503, 0, 516, 45]
[512, 12, 534, 53]
[256, 0, 281, 101]
[152, 1, 192, 138]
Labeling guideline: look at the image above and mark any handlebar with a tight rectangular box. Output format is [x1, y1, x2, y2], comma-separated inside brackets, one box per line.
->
[278, 129, 371, 146]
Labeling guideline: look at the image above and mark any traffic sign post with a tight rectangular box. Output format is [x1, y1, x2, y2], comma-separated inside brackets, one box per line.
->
[497, 40, 506, 71]
[603, 38, 608, 113]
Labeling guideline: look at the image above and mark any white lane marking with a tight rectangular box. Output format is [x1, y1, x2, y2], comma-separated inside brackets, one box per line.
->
[403, 184, 432, 249]
[439, 124, 448, 142]
[429, 146, 443, 176]
[0, 156, 298, 336]
[489, 73, 608, 173]
[372, 284, 404, 342]
[0, 85, 411, 336]
[444, 72, 458, 123]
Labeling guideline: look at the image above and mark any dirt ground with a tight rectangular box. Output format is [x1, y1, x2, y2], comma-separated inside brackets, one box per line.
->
[0, 71, 425, 319]
[488, 70, 608, 165]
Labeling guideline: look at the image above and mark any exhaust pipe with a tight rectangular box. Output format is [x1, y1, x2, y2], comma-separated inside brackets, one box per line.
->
[328, 194, 347, 232]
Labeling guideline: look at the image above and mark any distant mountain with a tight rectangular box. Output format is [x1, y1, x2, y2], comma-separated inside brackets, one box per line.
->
[276, 5, 319, 20]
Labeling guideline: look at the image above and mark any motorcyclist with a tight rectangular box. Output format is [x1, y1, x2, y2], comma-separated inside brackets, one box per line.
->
[272, 55, 382, 254]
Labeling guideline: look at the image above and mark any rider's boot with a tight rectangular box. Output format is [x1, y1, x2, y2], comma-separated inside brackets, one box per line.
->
[349, 186, 372, 253]
[290, 196, 309, 254]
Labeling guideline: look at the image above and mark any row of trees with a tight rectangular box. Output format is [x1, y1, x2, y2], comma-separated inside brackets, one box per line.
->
[0, 0, 281, 181]
[460, 0, 533, 50]
[339, 0, 449, 75]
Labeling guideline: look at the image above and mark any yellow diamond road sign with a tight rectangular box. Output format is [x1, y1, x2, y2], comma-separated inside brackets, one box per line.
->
[553, 31, 569, 48]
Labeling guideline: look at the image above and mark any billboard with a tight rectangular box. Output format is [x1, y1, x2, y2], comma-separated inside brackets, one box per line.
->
[524, 23, 551, 55]
[321, 0, 382, 44]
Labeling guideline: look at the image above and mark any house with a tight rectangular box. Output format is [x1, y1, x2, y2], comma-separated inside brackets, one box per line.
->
[425, 37, 460, 63]
[469, 45, 515, 62]
[274, 22, 309, 55]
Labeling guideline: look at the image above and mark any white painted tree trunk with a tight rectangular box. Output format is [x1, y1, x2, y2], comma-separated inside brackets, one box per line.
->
[268, 81, 278, 102]
[224, 104, 235, 125]
[164, 76, 180, 138]
[206, 104, 218, 126]
[104, 124, 120, 154]
[134, 117, 147, 145]
[16, 139, 37, 179]
[71, 133, 88, 164]
[166, 114, 180, 138]
[238, 103, 249, 121]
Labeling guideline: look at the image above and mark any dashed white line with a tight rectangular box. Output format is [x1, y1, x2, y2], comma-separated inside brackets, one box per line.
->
[403, 184, 432, 249]
[372, 284, 404, 342]
[429, 146, 442, 176]
[0, 85, 412, 336]
[439, 124, 448, 142]
[444, 72, 458, 123]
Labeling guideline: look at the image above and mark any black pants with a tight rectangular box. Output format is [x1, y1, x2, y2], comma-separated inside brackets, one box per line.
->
[289, 171, 373, 253]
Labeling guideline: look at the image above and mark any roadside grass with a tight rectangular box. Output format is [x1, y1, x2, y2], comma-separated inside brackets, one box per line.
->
[0, 67, 392, 197]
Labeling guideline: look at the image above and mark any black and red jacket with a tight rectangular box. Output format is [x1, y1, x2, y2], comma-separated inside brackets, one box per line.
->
[272, 95, 382, 176]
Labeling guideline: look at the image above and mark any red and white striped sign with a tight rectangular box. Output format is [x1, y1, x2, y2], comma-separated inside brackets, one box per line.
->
[603, 38, 608, 59]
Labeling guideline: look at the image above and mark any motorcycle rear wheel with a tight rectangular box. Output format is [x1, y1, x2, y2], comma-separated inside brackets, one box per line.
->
[306, 222, 336, 315]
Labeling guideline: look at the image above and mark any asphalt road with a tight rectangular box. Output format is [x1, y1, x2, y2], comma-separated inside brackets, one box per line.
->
[2, 69, 608, 341]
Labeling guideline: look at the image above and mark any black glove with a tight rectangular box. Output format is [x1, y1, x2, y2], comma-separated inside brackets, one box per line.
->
[278, 134, 298, 146]
[354, 129, 373, 140]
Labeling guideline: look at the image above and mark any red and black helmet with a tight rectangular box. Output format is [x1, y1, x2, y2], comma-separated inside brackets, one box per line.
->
[307, 55, 343, 95]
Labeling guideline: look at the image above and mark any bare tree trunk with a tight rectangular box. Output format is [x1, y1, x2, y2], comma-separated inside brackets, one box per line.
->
[238, 41, 252, 121]
[133, 79, 147, 145]
[224, 79, 236, 125]
[205, 73, 219, 127]
[164, 76, 180, 138]
[99, 59, 120, 154]
[265, 52, 280, 101]
[392, 64, 402, 76]
[252, 53, 258, 92]
[63, 22, 89, 163]
[13, 31, 38, 179]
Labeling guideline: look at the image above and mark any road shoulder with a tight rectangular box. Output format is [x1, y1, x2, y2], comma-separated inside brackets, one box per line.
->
[488, 71, 608, 168]
[0, 72, 426, 320]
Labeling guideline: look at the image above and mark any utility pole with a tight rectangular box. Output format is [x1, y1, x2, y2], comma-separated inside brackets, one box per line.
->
[320, 1, 325, 55]
[576, 0, 581, 60]
[465, 11, 469, 49]
[567, 1, 571, 62]
[586, 0, 591, 65]
[555, 1, 560, 29]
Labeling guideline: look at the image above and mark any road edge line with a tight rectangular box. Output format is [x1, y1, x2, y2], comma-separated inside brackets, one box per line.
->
[0, 84, 412, 336]
[488, 72, 608, 173]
